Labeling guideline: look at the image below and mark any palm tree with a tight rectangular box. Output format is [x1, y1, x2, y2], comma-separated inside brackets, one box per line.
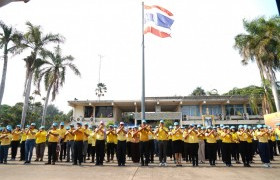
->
[16, 22, 63, 127]
[234, 16, 280, 112]
[36, 46, 80, 126]
[190, 87, 206, 96]
[0, 21, 20, 108]
[95, 83, 107, 100]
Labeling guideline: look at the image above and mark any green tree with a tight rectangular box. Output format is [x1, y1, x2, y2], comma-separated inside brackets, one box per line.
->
[190, 87, 206, 96]
[95, 82, 107, 100]
[35, 45, 80, 126]
[234, 16, 280, 112]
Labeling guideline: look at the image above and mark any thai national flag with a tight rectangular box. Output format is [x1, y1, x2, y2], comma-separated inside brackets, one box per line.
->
[144, 5, 174, 38]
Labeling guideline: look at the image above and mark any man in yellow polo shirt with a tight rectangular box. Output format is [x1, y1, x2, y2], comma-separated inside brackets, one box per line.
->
[82, 123, 90, 163]
[221, 126, 232, 167]
[136, 120, 149, 166]
[257, 125, 271, 168]
[10, 124, 22, 160]
[24, 122, 37, 164]
[0, 126, 12, 164]
[58, 122, 66, 162]
[155, 120, 168, 166]
[19, 125, 28, 161]
[116, 122, 127, 166]
[275, 123, 280, 156]
[106, 125, 115, 163]
[95, 121, 105, 166]
[45, 123, 60, 165]
[65, 124, 74, 162]
[237, 125, 250, 167]
[205, 126, 217, 166]
[72, 122, 84, 165]
[35, 126, 47, 161]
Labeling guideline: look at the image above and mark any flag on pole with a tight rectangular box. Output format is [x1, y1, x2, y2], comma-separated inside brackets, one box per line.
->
[144, 5, 174, 38]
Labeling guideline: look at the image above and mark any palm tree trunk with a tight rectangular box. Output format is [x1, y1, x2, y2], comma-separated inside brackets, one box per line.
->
[41, 83, 52, 126]
[267, 67, 280, 112]
[20, 72, 33, 128]
[0, 45, 8, 107]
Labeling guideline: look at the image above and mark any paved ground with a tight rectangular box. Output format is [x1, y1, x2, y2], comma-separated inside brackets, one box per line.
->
[0, 153, 280, 180]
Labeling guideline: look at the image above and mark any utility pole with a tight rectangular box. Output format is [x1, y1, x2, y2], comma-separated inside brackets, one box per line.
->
[98, 54, 104, 84]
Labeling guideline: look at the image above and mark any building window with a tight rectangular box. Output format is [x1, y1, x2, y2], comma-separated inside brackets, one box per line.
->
[84, 106, 93, 118]
[246, 104, 262, 115]
[225, 104, 244, 116]
[202, 105, 222, 115]
[181, 105, 200, 117]
[95, 106, 113, 118]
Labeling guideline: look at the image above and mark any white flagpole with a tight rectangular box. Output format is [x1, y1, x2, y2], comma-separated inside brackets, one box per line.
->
[141, 1, 146, 122]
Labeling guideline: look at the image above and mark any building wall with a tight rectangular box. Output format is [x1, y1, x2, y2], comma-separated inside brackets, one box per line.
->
[73, 105, 84, 119]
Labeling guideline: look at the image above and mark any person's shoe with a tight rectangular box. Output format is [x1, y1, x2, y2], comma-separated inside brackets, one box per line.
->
[236, 161, 241, 164]
[66, 160, 70, 162]
[159, 163, 162, 166]
[40, 159, 43, 162]
[163, 163, 167, 166]
[24, 161, 29, 165]
[87, 158, 90, 160]
[78, 162, 82, 166]
[263, 163, 269, 168]
[52, 162, 55, 165]
[3, 161, 7, 164]
[45, 162, 51, 165]
[72, 163, 78, 165]
[34, 159, 39, 162]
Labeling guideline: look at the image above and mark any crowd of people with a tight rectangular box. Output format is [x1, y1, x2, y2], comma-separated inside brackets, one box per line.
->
[0, 120, 279, 168]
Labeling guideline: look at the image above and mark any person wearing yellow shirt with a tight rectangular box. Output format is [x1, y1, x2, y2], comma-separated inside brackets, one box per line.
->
[126, 127, 133, 160]
[19, 125, 28, 161]
[172, 122, 183, 166]
[237, 125, 251, 167]
[58, 122, 66, 162]
[252, 127, 259, 155]
[90, 127, 97, 163]
[0, 127, 12, 164]
[257, 125, 271, 168]
[95, 121, 105, 166]
[247, 126, 254, 164]
[205, 126, 217, 166]
[167, 126, 173, 161]
[45, 123, 60, 165]
[216, 125, 223, 160]
[183, 126, 190, 163]
[106, 125, 116, 163]
[187, 124, 199, 167]
[82, 123, 90, 163]
[154, 120, 168, 166]
[230, 126, 240, 164]
[24, 122, 38, 164]
[197, 125, 206, 164]
[10, 124, 22, 160]
[65, 124, 75, 163]
[87, 126, 93, 161]
[268, 127, 276, 160]
[147, 125, 155, 164]
[135, 120, 150, 166]
[275, 123, 280, 156]
[221, 126, 232, 167]
[71, 122, 84, 165]
[116, 122, 127, 166]
[35, 126, 47, 162]
[131, 126, 140, 163]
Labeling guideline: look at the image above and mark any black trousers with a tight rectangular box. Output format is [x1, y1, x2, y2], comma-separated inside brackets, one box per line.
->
[73, 141, 83, 164]
[117, 140, 126, 165]
[20, 141, 25, 160]
[158, 140, 167, 163]
[167, 140, 173, 159]
[217, 140, 222, 158]
[184, 143, 190, 162]
[268, 140, 274, 160]
[131, 143, 140, 163]
[189, 143, 199, 166]
[247, 142, 253, 162]
[239, 141, 250, 165]
[148, 140, 154, 162]
[91, 146, 96, 162]
[126, 142, 132, 158]
[60, 141, 66, 160]
[11, 140, 20, 159]
[271, 141, 277, 156]
[207, 143, 217, 165]
[140, 141, 149, 165]
[277, 140, 280, 155]
[231, 143, 240, 162]
[253, 140, 259, 154]
[106, 142, 115, 161]
[48, 142, 57, 163]
[96, 140, 105, 165]
[222, 143, 231, 165]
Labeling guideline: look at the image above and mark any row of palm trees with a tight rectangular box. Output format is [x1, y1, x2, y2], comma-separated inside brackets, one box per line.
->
[234, 16, 280, 113]
[0, 21, 80, 127]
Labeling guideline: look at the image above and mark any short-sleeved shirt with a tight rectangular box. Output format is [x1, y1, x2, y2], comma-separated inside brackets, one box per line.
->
[26, 129, 38, 140]
[0, 133, 12, 145]
[117, 129, 127, 141]
[172, 128, 183, 141]
[205, 133, 217, 143]
[74, 128, 84, 141]
[221, 132, 232, 143]
[139, 127, 149, 142]
[157, 127, 168, 141]
[12, 130, 22, 141]
[48, 129, 60, 143]
[35, 130, 47, 144]
[188, 130, 199, 143]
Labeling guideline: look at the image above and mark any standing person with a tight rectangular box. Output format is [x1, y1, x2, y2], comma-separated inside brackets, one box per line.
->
[216, 126, 223, 160]
[82, 123, 90, 163]
[45, 123, 60, 165]
[252, 127, 259, 155]
[257, 125, 271, 168]
[58, 122, 66, 162]
[148, 125, 155, 163]
[87, 126, 93, 160]
[247, 126, 254, 164]
[131, 126, 140, 163]
[10, 125, 22, 161]
[197, 125, 205, 164]
[0, 127, 12, 164]
[221, 126, 232, 167]
[126, 127, 133, 160]
[237, 125, 251, 167]
[24, 123, 37, 164]
[188, 124, 199, 167]
[167, 126, 173, 161]
[154, 120, 168, 166]
[116, 122, 127, 166]
[136, 120, 149, 166]
[106, 125, 115, 163]
[230, 126, 240, 164]
[19, 125, 28, 161]
[72, 122, 84, 165]
[65, 125, 74, 162]
[275, 123, 280, 155]
[183, 126, 190, 163]
[95, 121, 105, 166]
[90, 127, 96, 163]
[205, 126, 217, 166]
[35, 126, 47, 161]
[268, 127, 275, 161]
[172, 122, 183, 167]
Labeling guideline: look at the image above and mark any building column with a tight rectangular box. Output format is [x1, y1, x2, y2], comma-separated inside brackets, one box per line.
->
[199, 104, 203, 116]
[93, 106, 96, 124]
[221, 104, 225, 120]
[243, 103, 247, 113]
[135, 103, 137, 126]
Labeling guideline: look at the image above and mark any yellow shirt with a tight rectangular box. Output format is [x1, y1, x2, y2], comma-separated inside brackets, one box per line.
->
[257, 132, 269, 143]
[221, 132, 232, 143]
[83, 128, 91, 141]
[91, 133, 96, 146]
[231, 132, 239, 143]
[206, 133, 217, 143]
[26, 129, 38, 140]
[35, 130, 47, 144]
[0, 133, 12, 145]
[253, 131, 258, 140]
[172, 128, 183, 141]
[237, 131, 248, 141]
[270, 132, 276, 141]
[139, 128, 149, 142]
[96, 128, 105, 140]
[197, 131, 205, 141]
[58, 128, 67, 139]
[168, 132, 173, 140]
[117, 129, 127, 141]
[127, 131, 133, 142]
[157, 127, 168, 141]
[106, 130, 115, 143]
[65, 130, 74, 141]
[183, 130, 189, 143]
[21, 131, 27, 142]
[12, 130, 22, 141]
[148, 131, 154, 140]
[74, 128, 84, 141]
[48, 129, 60, 143]
[188, 130, 199, 143]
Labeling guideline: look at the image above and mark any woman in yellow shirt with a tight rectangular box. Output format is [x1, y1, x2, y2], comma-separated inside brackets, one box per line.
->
[35, 126, 47, 162]
[188, 124, 199, 167]
[221, 126, 232, 167]
[72, 122, 84, 165]
[167, 126, 173, 161]
[116, 122, 127, 166]
[257, 125, 271, 168]
[95, 121, 105, 166]
[24, 122, 37, 164]
[45, 123, 60, 165]
[131, 126, 140, 163]
[172, 122, 183, 166]
[154, 120, 169, 166]
[0, 127, 12, 164]
[135, 120, 150, 166]
[205, 126, 217, 166]
[11, 124, 22, 160]
[106, 125, 115, 163]
[19, 125, 28, 161]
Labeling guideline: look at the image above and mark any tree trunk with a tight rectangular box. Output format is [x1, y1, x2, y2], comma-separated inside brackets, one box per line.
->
[267, 67, 280, 112]
[20, 72, 33, 128]
[0, 45, 8, 107]
[41, 83, 52, 126]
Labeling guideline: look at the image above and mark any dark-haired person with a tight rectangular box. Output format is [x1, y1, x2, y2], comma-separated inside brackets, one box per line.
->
[136, 120, 150, 166]
[95, 121, 106, 166]
[106, 125, 115, 163]
[188, 124, 199, 167]
[155, 120, 169, 166]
